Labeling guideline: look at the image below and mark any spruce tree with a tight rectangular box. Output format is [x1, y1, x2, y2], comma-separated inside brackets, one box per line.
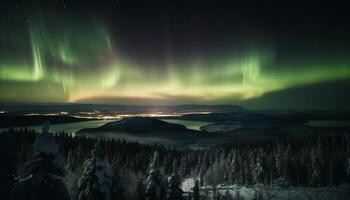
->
[12, 121, 70, 200]
[78, 142, 113, 200]
[309, 147, 321, 186]
[254, 149, 264, 184]
[146, 151, 167, 200]
[192, 180, 200, 200]
[168, 173, 184, 200]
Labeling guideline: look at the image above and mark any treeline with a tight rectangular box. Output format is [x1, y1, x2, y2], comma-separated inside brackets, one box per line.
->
[1, 127, 350, 198]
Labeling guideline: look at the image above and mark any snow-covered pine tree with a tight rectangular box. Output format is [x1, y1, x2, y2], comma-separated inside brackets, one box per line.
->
[244, 157, 252, 184]
[168, 173, 184, 200]
[192, 180, 200, 200]
[275, 142, 283, 181]
[283, 144, 291, 182]
[172, 159, 178, 175]
[253, 149, 264, 184]
[12, 121, 70, 200]
[198, 165, 205, 186]
[230, 149, 239, 184]
[64, 147, 83, 199]
[66, 149, 75, 170]
[146, 151, 168, 200]
[179, 156, 188, 178]
[78, 141, 113, 200]
[309, 146, 321, 186]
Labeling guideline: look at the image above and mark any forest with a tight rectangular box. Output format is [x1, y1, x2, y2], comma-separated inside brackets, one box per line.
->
[1, 126, 350, 200]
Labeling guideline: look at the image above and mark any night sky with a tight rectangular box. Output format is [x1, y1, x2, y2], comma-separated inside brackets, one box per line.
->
[1, 0, 350, 110]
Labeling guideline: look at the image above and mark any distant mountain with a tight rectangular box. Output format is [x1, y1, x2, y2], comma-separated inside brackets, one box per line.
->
[76, 116, 290, 147]
[77, 117, 210, 146]
[83, 117, 187, 133]
[168, 112, 268, 122]
[169, 111, 307, 133]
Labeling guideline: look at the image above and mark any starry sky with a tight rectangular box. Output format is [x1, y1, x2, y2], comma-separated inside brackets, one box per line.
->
[1, 0, 350, 110]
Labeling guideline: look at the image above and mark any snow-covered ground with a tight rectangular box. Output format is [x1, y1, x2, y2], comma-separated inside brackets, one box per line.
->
[181, 177, 197, 192]
[181, 178, 350, 200]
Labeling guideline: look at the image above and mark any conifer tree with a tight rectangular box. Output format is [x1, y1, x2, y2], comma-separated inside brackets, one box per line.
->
[168, 173, 184, 200]
[192, 180, 200, 200]
[146, 151, 167, 200]
[78, 142, 114, 200]
[254, 149, 264, 184]
[12, 121, 70, 200]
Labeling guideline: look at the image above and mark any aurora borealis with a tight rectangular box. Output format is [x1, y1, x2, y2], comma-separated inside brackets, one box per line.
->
[1, 0, 350, 109]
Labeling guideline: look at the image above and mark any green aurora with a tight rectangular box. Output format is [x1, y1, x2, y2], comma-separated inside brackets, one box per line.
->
[1, 4, 350, 108]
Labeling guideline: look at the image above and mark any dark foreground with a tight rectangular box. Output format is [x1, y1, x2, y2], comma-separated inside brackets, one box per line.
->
[1, 125, 350, 199]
